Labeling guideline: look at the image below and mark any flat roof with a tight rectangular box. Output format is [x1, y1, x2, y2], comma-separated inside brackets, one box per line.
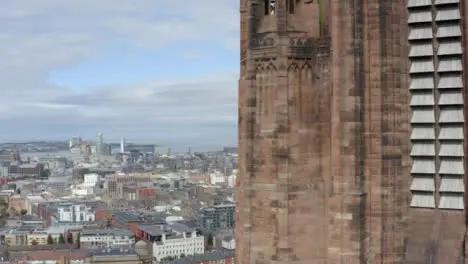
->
[81, 228, 133, 237]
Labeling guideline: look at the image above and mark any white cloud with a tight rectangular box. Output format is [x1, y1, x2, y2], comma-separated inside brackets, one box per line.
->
[0, 0, 239, 148]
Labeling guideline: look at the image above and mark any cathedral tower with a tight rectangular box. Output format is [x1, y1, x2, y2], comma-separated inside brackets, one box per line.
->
[237, 1, 410, 263]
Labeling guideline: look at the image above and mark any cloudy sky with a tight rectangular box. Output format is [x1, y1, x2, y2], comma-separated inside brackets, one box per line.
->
[0, 0, 239, 151]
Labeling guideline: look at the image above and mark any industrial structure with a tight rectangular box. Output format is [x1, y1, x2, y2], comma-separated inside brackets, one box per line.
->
[237, 1, 409, 263]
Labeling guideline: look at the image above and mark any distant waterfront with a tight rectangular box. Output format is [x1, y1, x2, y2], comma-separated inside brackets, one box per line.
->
[21, 150, 72, 158]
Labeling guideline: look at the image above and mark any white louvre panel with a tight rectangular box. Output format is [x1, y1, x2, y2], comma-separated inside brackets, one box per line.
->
[410, 92, 434, 106]
[411, 126, 435, 139]
[439, 159, 464, 174]
[435, 0, 459, 4]
[408, 0, 432, 6]
[438, 41, 462, 55]
[437, 24, 461, 38]
[439, 108, 464, 123]
[439, 142, 464, 156]
[435, 9, 461, 21]
[410, 27, 433, 40]
[410, 177, 435, 191]
[438, 90, 463, 105]
[409, 43, 433, 57]
[412, 159, 436, 174]
[411, 108, 435, 123]
[439, 177, 464, 192]
[438, 58, 463, 72]
[438, 194, 464, 210]
[408, 11, 433, 24]
[411, 143, 435, 156]
[439, 126, 464, 139]
[411, 60, 434, 73]
[438, 75, 463, 88]
[410, 76, 434, 90]
[410, 193, 435, 208]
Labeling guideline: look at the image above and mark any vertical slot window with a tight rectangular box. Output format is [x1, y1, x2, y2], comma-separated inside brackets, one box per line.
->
[264, 0, 276, 15]
[287, 0, 295, 14]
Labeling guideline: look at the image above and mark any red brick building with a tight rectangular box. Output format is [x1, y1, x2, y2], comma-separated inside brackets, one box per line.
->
[138, 188, 156, 198]
[168, 250, 234, 264]
[94, 206, 109, 221]
[237, 1, 408, 264]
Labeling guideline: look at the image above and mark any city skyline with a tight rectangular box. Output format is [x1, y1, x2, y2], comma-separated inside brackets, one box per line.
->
[0, 0, 238, 148]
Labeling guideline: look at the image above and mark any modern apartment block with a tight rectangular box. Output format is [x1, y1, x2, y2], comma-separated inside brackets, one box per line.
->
[199, 203, 235, 230]
[406, 0, 467, 262]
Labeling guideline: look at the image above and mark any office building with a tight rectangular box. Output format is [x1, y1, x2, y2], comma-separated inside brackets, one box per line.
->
[199, 203, 235, 230]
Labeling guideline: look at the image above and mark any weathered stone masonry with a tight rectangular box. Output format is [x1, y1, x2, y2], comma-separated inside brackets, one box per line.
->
[237, 1, 409, 264]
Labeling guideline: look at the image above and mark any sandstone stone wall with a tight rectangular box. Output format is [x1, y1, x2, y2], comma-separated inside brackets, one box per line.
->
[237, 1, 410, 263]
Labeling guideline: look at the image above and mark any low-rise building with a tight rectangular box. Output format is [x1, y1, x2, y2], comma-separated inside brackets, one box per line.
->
[80, 228, 135, 248]
[167, 249, 234, 264]
[5, 225, 78, 246]
[21, 214, 44, 228]
[8, 162, 45, 178]
[27, 230, 48, 245]
[4, 227, 31, 246]
[86, 248, 142, 264]
[8, 194, 26, 213]
[221, 236, 235, 250]
[111, 212, 165, 234]
[137, 223, 204, 261]
[5, 244, 83, 263]
[55, 202, 95, 223]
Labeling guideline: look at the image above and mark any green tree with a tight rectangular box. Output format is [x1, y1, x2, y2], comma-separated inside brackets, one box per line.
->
[58, 234, 66, 244]
[31, 240, 38, 245]
[76, 233, 81, 248]
[39, 169, 50, 179]
[207, 233, 214, 250]
[180, 253, 186, 258]
[0, 200, 8, 227]
[47, 234, 54, 244]
[162, 256, 176, 261]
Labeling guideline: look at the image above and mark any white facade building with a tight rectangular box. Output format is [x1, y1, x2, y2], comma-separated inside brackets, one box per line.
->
[57, 204, 73, 222]
[25, 196, 45, 214]
[71, 185, 94, 197]
[73, 204, 95, 222]
[209, 172, 225, 185]
[221, 237, 235, 250]
[143, 224, 204, 261]
[80, 228, 135, 247]
[165, 216, 183, 223]
[83, 173, 100, 187]
[56, 203, 95, 223]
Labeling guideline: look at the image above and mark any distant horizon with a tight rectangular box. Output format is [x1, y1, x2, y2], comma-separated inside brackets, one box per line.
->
[0, 138, 237, 153]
